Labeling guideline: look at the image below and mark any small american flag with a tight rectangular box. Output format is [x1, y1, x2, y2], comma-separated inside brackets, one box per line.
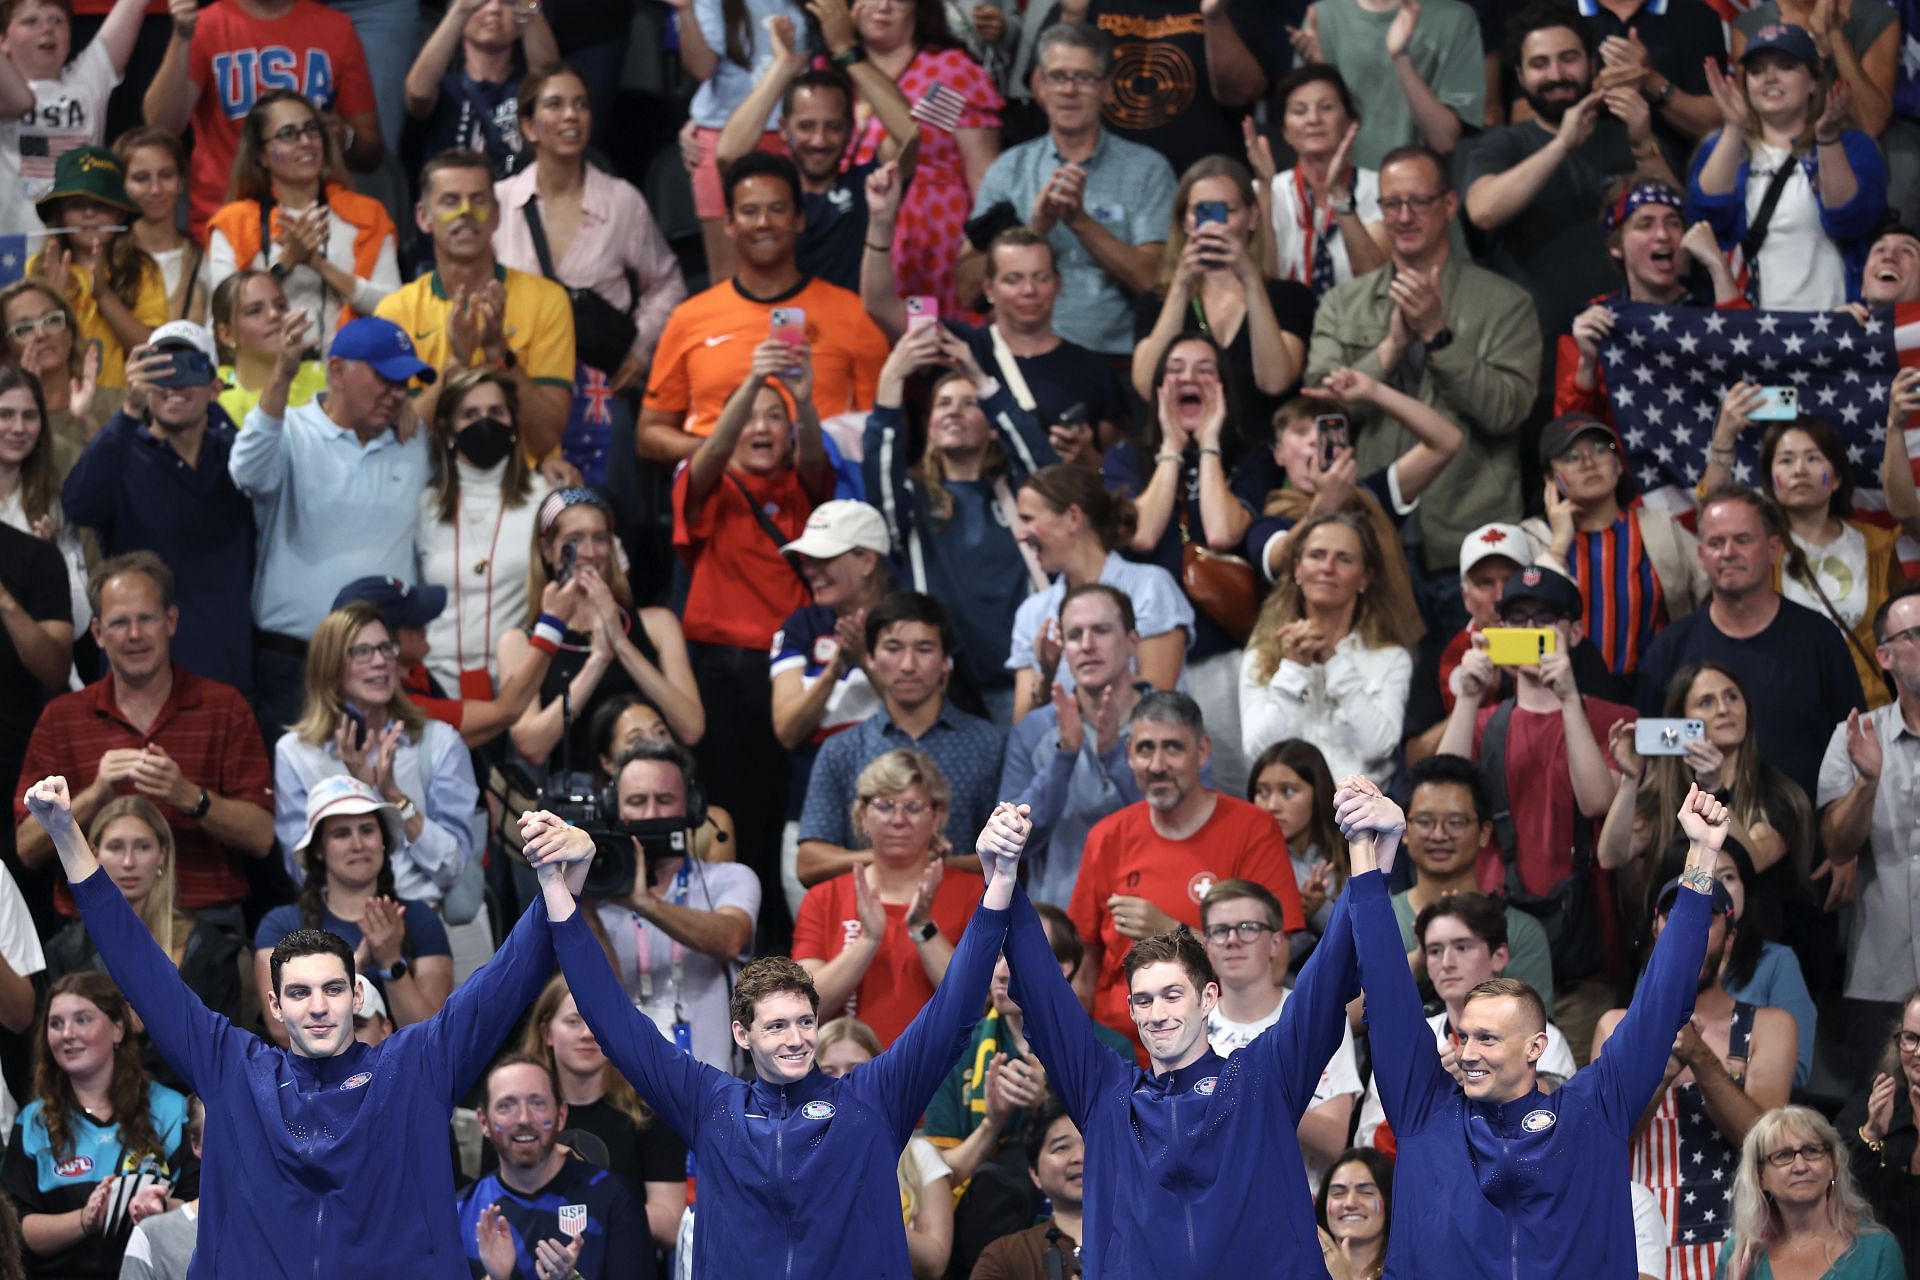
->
[909, 81, 968, 134]
[1598, 299, 1920, 568]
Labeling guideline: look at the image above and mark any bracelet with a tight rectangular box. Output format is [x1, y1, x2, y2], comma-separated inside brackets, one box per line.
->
[1653, 79, 1676, 108]
[1154, 450, 1183, 466]
[1858, 1124, 1886, 1154]
[530, 613, 565, 654]
[864, 241, 891, 253]
[1198, 446, 1223, 459]
[1815, 132, 1843, 146]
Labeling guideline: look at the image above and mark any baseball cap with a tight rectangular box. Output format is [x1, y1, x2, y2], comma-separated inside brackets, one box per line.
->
[1498, 564, 1584, 623]
[1537, 412, 1618, 467]
[333, 576, 447, 631]
[1459, 522, 1532, 578]
[1740, 23, 1819, 69]
[147, 321, 219, 388]
[781, 500, 892, 559]
[1654, 874, 1737, 918]
[353, 974, 389, 1024]
[330, 317, 437, 385]
[291, 775, 405, 858]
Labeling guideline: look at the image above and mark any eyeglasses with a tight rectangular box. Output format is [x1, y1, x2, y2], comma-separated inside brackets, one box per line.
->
[1409, 814, 1477, 835]
[1882, 625, 1920, 648]
[867, 799, 930, 819]
[1555, 442, 1614, 466]
[1041, 69, 1103, 88]
[346, 641, 400, 664]
[1502, 612, 1564, 629]
[1897, 1031, 1920, 1052]
[1377, 193, 1446, 216]
[1764, 1142, 1832, 1168]
[1203, 921, 1276, 944]
[265, 119, 326, 146]
[5, 311, 67, 341]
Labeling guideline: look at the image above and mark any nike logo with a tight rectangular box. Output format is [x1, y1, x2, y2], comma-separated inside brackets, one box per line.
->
[703, 334, 735, 348]
[414, 328, 440, 343]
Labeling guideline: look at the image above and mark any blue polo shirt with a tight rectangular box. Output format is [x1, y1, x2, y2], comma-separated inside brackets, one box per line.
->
[60, 408, 256, 694]
[795, 703, 1005, 854]
[969, 128, 1176, 355]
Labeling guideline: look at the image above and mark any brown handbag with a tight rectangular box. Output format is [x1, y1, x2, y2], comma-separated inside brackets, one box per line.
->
[1181, 542, 1262, 642]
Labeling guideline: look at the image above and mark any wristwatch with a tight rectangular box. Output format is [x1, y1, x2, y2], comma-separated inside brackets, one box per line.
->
[1425, 327, 1455, 352]
[188, 788, 212, 820]
[911, 919, 939, 944]
[1328, 191, 1356, 217]
[831, 45, 865, 68]
[381, 958, 410, 983]
[1652, 79, 1677, 108]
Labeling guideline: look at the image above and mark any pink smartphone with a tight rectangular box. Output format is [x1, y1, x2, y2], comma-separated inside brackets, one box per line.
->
[770, 306, 807, 349]
[905, 295, 939, 329]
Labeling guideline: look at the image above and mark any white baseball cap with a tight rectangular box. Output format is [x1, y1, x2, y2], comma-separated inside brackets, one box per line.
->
[1459, 522, 1533, 578]
[781, 500, 891, 560]
[147, 319, 217, 364]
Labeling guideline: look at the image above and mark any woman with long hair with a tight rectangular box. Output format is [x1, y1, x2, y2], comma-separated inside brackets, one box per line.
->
[1251, 65, 1387, 298]
[251, 776, 453, 1046]
[521, 974, 687, 1248]
[1239, 510, 1417, 786]
[816, 1017, 954, 1280]
[0, 279, 95, 460]
[588, 694, 737, 863]
[0, 364, 88, 641]
[1711, 839, 1818, 1089]
[868, 322, 1054, 721]
[418, 367, 551, 700]
[46, 799, 245, 1037]
[1247, 739, 1349, 965]
[1689, 27, 1885, 309]
[1601, 661, 1813, 939]
[1316, 1148, 1392, 1280]
[1718, 1105, 1901, 1279]
[112, 128, 205, 324]
[206, 90, 400, 356]
[1837, 991, 1920, 1274]
[273, 602, 480, 913]
[207, 269, 326, 424]
[499, 487, 702, 771]
[1009, 462, 1189, 720]
[28, 146, 161, 399]
[3, 973, 191, 1278]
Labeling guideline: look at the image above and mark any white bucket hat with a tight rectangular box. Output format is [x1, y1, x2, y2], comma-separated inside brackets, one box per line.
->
[292, 774, 405, 858]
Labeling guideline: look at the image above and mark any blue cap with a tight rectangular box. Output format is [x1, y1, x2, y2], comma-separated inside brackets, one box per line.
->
[332, 576, 447, 629]
[329, 317, 437, 385]
[1740, 23, 1820, 69]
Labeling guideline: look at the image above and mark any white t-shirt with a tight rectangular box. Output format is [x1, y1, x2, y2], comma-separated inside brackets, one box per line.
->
[0, 41, 119, 234]
[1785, 521, 1870, 631]
[1354, 1011, 1579, 1149]
[905, 1135, 950, 1210]
[147, 244, 211, 321]
[1208, 986, 1363, 1192]
[0, 862, 48, 1134]
[1268, 166, 1382, 291]
[1746, 143, 1848, 312]
[1631, 1181, 1669, 1280]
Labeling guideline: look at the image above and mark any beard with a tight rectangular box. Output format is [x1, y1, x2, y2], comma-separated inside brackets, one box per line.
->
[1522, 78, 1590, 126]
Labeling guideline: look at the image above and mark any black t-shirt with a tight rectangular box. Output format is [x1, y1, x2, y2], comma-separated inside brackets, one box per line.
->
[799, 161, 881, 293]
[1087, 0, 1270, 177]
[1555, 0, 1727, 168]
[0, 523, 69, 801]
[417, 66, 528, 180]
[951, 320, 1130, 435]
[1132, 278, 1317, 457]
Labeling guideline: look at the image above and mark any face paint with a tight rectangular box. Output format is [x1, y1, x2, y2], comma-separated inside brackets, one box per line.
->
[435, 199, 491, 226]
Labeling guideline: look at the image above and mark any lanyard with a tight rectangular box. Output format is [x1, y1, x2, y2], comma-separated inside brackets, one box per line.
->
[633, 861, 691, 1025]
[1292, 167, 1333, 287]
[450, 490, 507, 682]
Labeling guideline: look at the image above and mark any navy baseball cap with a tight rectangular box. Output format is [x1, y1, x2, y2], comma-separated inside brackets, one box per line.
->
[1654, 874, 1737, 918]
[329, 317, 437, 385]
[1740, 23, 1819, 69]
[1498, 565, 1584, 624]
[332, 576, 447, 629]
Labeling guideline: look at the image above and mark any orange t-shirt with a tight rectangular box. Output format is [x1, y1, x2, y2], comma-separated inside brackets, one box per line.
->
[671, 463, 814, 649]
[791, 866, 984, 1047]
[1067, 796, 1305, 1055]
[643, 276, 888, 438]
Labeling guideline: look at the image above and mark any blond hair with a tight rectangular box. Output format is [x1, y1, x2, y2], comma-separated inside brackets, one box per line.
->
[817, 1017, 930, 1222]
[86, 797, 191, 960]
[1724, 1106, 1882, 1280]
[292, 602, 427, 744]
[850, 750, 952, 848]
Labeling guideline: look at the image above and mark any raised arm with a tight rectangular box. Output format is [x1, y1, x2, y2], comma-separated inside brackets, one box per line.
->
[141, 0, 198, 133]
[716, 15, 803, 170]
[228, 312, 312, 495]
[405, 0, 478, 120]
[411, 875, 558, 1104]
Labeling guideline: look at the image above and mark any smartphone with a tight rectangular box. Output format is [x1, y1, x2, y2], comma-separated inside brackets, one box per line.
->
[1057, 403, 1088, 431]
[1750, 385, 1799, 421]
[556, 541, 577, 586]
[1194, 200, 1229, 227]
[1635, 718, 1707, 756]
[769, 306, 807, 349]
[1482, 626, 1558, 666]
[1316, 414, 1349, 470]
[342, 703, 368, 752]
[905, 295, 939, 330]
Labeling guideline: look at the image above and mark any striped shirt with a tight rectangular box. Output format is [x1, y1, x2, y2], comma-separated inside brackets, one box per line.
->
[1569, 512, 1667, 675]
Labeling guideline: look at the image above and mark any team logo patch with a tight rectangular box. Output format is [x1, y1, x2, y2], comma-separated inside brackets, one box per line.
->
[341, 1072, 373, 1091]
[558, 1204, 588, 1236]
[812, 635, 839, 667]
[1192, 1076, 1218, 1097]
[1187, 871, 1218, 904]
[1521, 567, 1543, 588]
[801, 1100, 836, 1120]
[53, 1155, 93, 1178]
[1521, 1109, 1556, 1133]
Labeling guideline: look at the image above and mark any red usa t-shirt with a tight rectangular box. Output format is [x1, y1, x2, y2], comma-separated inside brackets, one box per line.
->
[184, 0, 375, 236]
[791, 867, 983, 1047]
[1068, 796, 1304, 1054]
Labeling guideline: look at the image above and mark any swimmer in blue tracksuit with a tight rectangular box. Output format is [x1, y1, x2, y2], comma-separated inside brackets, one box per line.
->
[996, 801, 1375, 1278]
[23, 774, 566, 1278]
[521, 800, 1026, 1279]
[1336, 775, 1726, 1279]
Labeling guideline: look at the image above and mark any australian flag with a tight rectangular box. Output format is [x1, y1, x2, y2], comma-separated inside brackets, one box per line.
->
[1597, 300, 1920, 566]
[0, 233, 26, 287]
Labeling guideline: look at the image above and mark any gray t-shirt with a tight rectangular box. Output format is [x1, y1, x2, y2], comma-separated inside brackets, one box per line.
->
[120, 1202, 199, 1280]
[1314, 0, 1486, 169]
[1734, 2, 1897, 64]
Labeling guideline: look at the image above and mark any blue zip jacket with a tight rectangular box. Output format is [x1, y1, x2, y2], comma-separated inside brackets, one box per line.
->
[72, 867, 556, 1278]
[552, 892, 1010, 1279]
[1003, 883, 1361, 1277]
[1350, 867, 1713, 1278]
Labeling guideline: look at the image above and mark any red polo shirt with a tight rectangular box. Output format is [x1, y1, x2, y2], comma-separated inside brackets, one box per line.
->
[14, 666, 274, 911]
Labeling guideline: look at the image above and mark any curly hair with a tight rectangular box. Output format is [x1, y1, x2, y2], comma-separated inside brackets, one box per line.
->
[32, 973, 167, 1168]
[730, 955, 818, 1029]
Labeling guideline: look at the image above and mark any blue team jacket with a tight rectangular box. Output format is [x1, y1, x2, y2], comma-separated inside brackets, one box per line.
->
[1004, 884, 1360, 1277]
[72, 868, 556, 1278]
[1350, 868, 1713, 1278]
[552, 893, 1010, 1279]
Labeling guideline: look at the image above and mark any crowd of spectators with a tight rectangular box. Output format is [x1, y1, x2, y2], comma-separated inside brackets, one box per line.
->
[0, 0, 1918, 1273]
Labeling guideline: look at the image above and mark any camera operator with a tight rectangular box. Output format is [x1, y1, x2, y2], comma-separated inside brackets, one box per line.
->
[586, 740, 759, 1071]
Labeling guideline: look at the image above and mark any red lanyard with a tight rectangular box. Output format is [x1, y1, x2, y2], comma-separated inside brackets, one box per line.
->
[450, 492, 507, 682]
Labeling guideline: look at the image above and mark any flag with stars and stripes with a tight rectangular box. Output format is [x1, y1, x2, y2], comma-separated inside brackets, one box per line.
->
[1631, 1082, 1740, 1280]
[1597, 300, 1920, 568]
[909, 81, 968, 134]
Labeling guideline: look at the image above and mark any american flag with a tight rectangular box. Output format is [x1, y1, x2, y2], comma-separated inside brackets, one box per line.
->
[1631, 1084, 1739, 1280]
[1597, 300, 1920, 566]
[909, 81, 968, 134]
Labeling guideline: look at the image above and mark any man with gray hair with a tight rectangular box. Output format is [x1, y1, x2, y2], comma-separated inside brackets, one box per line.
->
[1065, 690, 1303, 1048]
[954, 23, 1174, 356]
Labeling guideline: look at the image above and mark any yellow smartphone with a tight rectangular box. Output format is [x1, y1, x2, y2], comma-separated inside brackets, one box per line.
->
[1482, 626, 1557, 666]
